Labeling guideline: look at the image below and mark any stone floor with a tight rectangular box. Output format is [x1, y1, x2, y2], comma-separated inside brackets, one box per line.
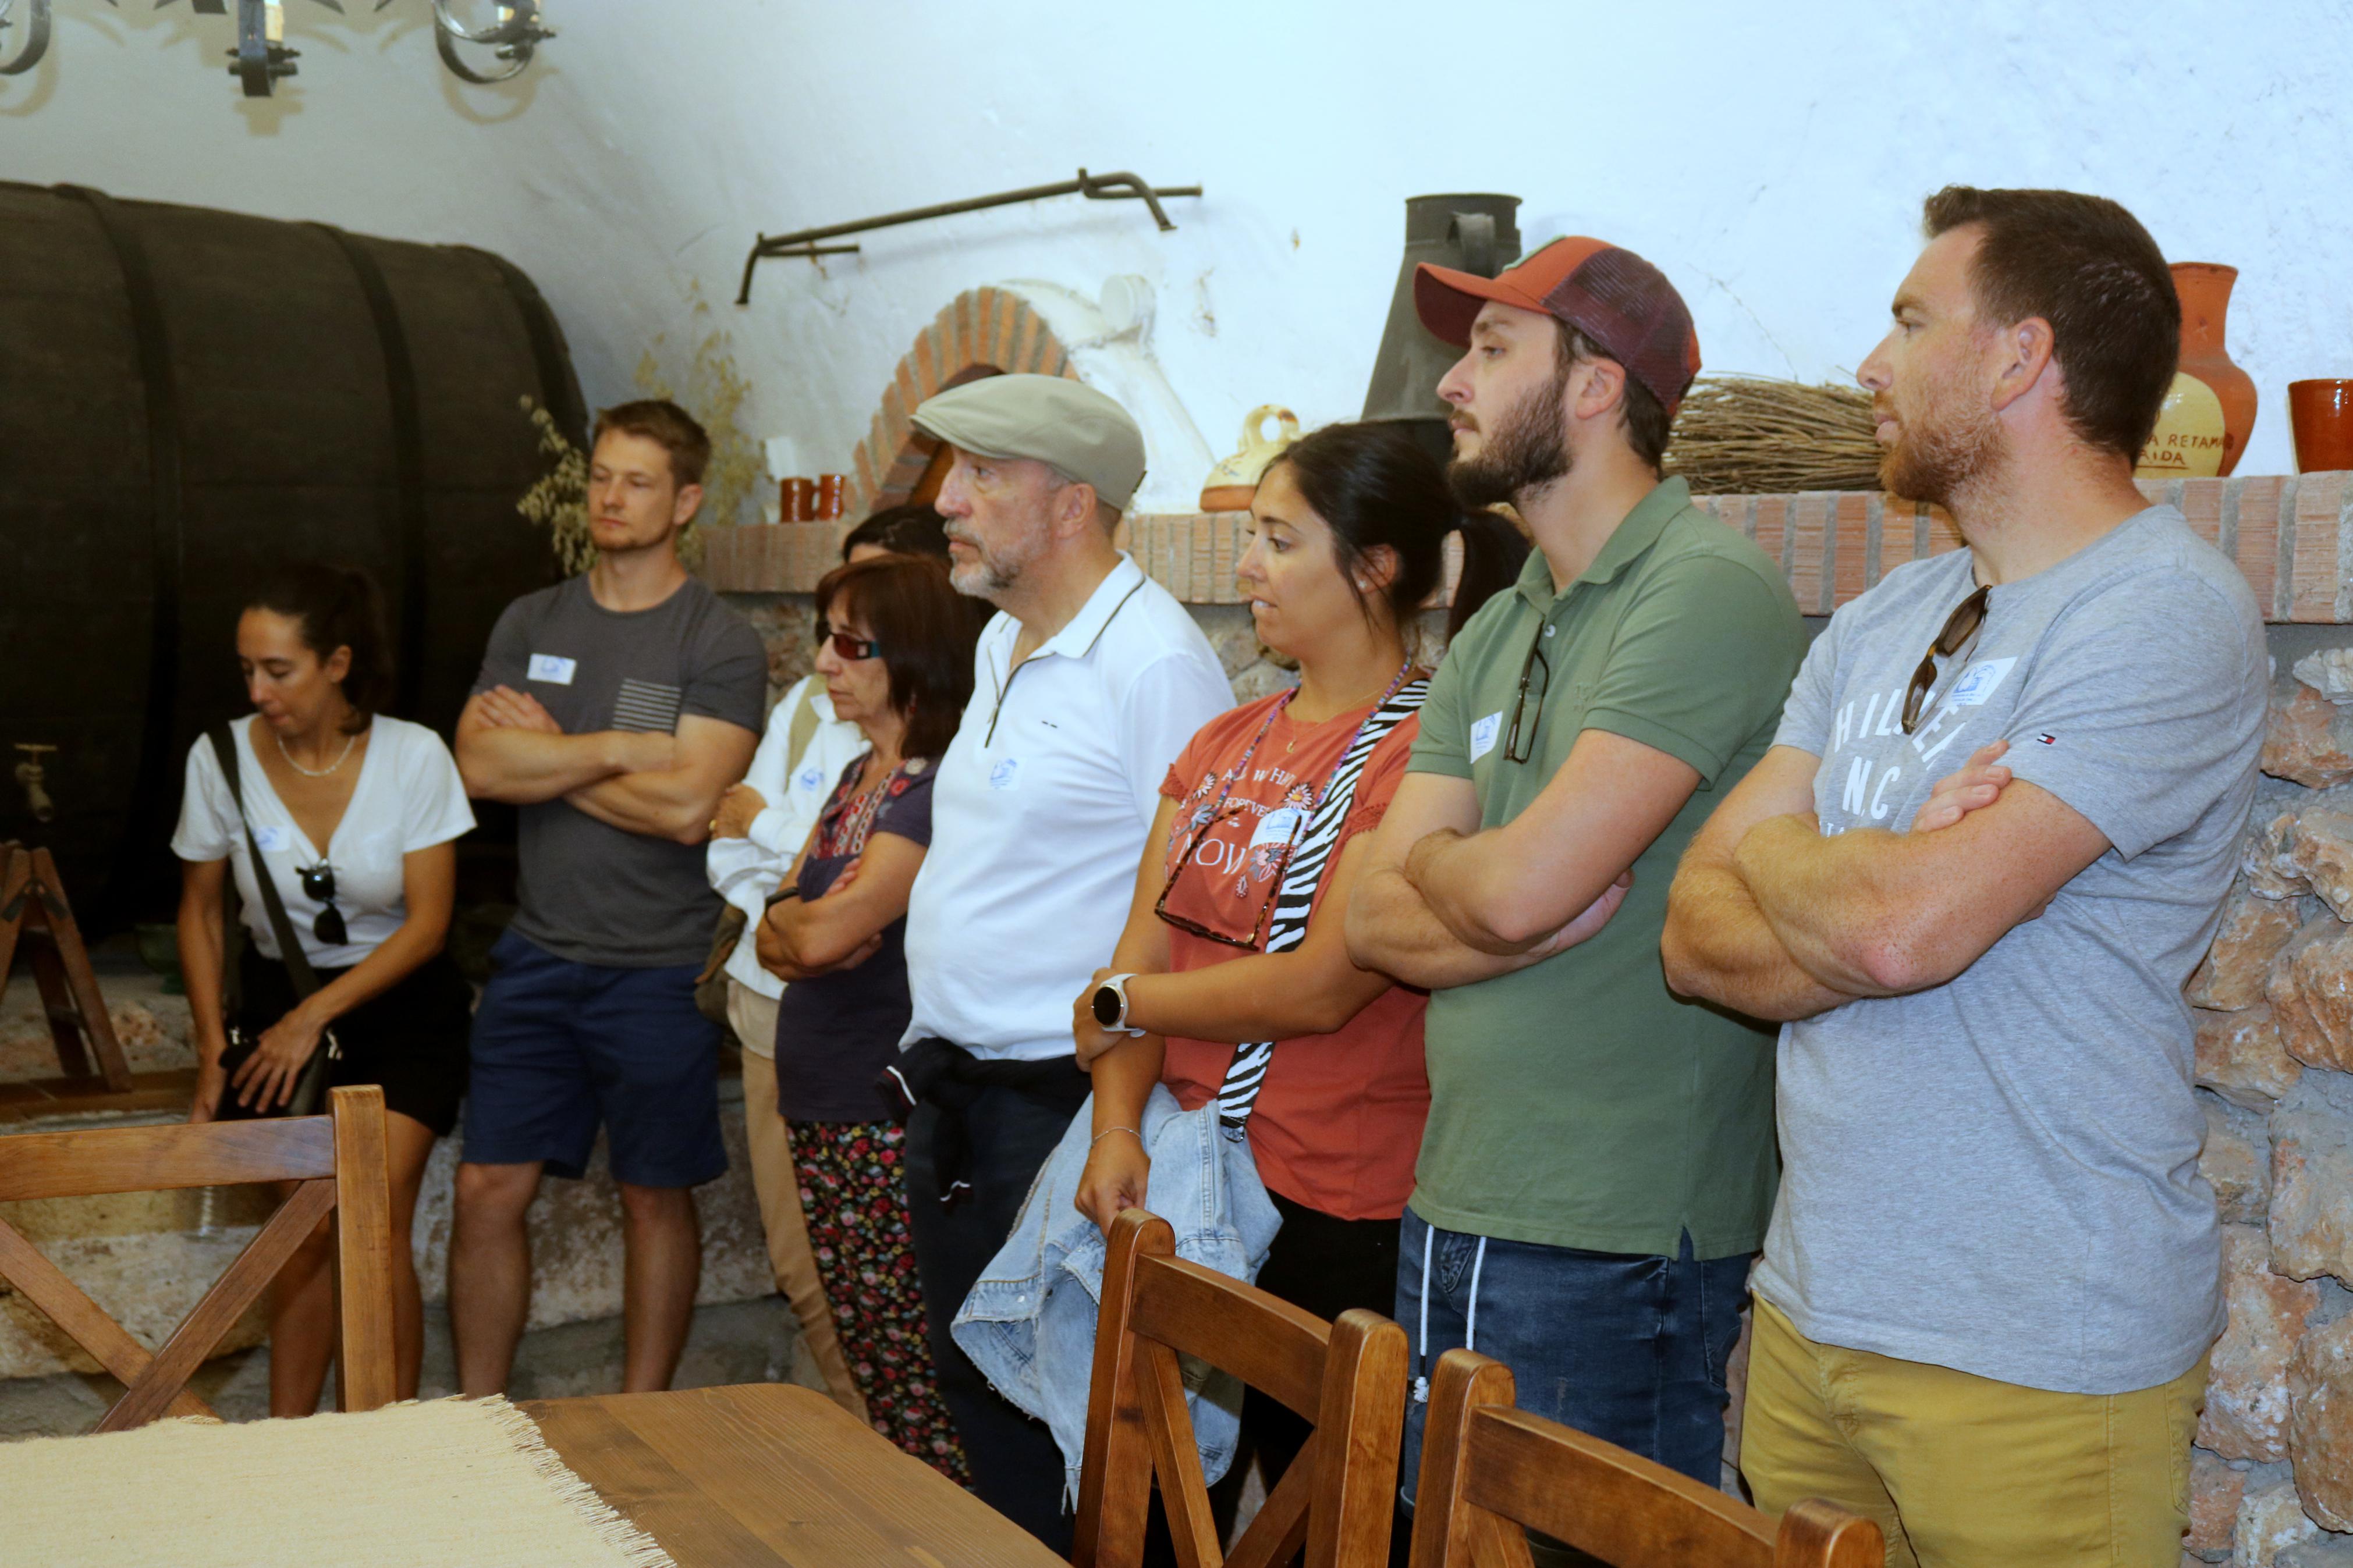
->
[0, 1294, 821, 1439]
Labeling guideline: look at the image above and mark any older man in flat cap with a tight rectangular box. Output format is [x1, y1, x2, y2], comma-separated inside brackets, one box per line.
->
[891, 374, 1230, 1546]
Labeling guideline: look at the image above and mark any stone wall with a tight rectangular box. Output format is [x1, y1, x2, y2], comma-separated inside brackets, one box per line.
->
[2189, 635, 2353, 1565]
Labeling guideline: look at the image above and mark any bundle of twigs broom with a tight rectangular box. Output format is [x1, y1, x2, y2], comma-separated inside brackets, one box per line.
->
[1665, 375, 1883, 494]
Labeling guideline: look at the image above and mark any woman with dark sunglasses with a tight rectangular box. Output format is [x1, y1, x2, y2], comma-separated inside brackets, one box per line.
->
[1070, 421, 1523, 1494]
[172, 563, 475, 1414]
[754, 551, 981, 1478]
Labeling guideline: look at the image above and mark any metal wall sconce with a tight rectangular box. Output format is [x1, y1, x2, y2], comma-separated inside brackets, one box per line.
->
[0, 0, 553, 97]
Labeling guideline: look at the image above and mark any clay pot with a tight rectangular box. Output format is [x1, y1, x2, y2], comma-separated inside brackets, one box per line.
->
[1199, 405, 1303, 513]
[2174, 262, 2258, 478]
[2291, 380, 2353, 473]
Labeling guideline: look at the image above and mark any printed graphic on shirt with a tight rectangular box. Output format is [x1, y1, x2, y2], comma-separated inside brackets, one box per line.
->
[1822, 656, 2020, 831]
[795, 763, 828, 795]
[612, 678, 684, 734]
[989, 758, 1020, 791]
[253, 825, 290, 852]
[1469, 712, 1503, 763]
[1166, 763, 1316, 902]
[526, 653, 577, 685]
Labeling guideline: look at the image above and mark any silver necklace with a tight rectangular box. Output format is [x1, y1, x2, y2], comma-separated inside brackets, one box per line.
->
[276, 729, 359, 778]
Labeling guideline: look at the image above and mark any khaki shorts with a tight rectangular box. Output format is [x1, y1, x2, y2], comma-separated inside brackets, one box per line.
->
[1740, 1296, 2205, 1568]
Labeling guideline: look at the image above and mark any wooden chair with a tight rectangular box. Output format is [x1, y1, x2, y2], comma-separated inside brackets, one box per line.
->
[0, 1083, 398, 1431]
[1407, 1349, 1882, 1568]
[1073, 1207, 1410, 1568]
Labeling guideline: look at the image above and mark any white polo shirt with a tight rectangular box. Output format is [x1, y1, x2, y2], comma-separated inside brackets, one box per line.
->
[902, 554, 1232, 1061]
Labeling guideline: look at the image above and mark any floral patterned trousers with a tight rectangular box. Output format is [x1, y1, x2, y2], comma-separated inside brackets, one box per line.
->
[788, 1118, 973, 1484]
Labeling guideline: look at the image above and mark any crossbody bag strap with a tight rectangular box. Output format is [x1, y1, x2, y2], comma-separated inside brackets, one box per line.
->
[1213, 678, 1429, 1139]
[207, 723, 324, 1002]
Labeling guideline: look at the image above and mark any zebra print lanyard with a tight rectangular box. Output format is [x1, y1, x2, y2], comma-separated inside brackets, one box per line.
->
[1213, 671, 1429, 1140]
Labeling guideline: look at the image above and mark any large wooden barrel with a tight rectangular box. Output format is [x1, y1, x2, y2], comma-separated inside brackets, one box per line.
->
[0, 183, 584, 923]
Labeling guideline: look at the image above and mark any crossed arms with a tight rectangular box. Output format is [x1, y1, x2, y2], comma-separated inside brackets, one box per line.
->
[455, 685, 755, 846]
[1344, 728, 1695, 987]
[1660, 739, 2110, 1021]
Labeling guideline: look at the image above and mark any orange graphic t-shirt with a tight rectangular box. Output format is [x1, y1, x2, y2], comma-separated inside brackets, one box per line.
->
[1155, 687, 1429, 1221]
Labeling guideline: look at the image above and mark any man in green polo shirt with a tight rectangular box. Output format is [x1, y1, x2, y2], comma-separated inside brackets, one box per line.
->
[1346, 236, 1805, 1500]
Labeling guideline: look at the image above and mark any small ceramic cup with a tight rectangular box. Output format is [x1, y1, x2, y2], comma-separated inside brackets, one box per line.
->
[2290, 380, 2353, 473]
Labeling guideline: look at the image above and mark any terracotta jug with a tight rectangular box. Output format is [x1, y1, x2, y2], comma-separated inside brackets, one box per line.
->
[2173, 262, 2258, 477]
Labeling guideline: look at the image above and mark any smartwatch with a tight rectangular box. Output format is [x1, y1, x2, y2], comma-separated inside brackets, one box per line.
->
[1090, 973, 1147, 1037]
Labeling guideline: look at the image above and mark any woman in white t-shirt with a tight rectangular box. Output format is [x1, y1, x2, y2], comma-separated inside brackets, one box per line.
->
[172, 564, 475, 1416]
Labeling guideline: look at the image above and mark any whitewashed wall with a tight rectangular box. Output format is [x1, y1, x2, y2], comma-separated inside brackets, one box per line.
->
[6, 1, 2353, 483]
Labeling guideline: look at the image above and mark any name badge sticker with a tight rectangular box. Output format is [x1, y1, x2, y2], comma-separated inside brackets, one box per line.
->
[1468, 712, 1504, 764]
[527, 653, 577, 685]
[251, 826, 290, 854]
[989, 758, 1021, 791]
[1946, 657, 2017, 708]
[1251, 806, 1305, 849]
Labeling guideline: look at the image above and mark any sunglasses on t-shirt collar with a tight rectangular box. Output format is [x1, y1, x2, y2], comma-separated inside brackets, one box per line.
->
[299, 862, 347, 947]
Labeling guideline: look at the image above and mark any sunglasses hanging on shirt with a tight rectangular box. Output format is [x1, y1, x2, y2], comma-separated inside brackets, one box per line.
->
[1900, 585, 1992, 734]
[299, 862, 347, 947]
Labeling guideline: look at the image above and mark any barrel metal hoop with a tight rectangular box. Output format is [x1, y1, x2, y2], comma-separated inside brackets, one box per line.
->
[311, 224, 430, 717]
[53, 183, 183, 916]
[462, 244, 587, 450]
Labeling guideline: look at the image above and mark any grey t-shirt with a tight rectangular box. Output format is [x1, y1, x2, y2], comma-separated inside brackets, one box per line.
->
[1752, 506, 2266, 1395]
[474, 574, 768, 968]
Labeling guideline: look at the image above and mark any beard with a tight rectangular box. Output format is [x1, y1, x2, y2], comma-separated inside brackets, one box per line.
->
[945, 523, 1044, 602]
[1879, 374, 2002, 511]
[1447, 365, 1572, 510]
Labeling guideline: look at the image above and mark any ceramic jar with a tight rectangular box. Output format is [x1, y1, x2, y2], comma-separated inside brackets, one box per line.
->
[2291, 380, 2353, 473]
[2172, 262, 2258, 477]
[1199, 406, 1303, 512]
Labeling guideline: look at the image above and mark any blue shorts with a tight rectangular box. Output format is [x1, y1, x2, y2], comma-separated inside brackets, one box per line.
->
[463, 929, 727, 1188]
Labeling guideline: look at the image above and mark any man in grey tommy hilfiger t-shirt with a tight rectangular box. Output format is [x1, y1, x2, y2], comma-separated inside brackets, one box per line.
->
[1756, 506, 2265, 1389]
[1662, 188, 2267, 1563]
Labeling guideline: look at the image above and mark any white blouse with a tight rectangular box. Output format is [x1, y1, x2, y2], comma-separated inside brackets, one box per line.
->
[171, 715, 475, 968]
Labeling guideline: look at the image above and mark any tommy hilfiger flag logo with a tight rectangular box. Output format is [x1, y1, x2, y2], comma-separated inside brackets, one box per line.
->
[2035, 733, 2059, 745]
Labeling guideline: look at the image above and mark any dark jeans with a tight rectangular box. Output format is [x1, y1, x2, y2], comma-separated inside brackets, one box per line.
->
[1396, 1207, 1748, 1507]
[1247, 1191, 1403, 1487]
[906, 1084, 1085, 1553]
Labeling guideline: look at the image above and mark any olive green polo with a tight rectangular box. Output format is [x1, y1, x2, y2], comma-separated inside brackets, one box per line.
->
[1405, 477, 1807, 1258]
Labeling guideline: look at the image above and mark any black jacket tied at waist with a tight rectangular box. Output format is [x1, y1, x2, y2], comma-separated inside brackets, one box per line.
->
[880, 1037, 1091, 1209]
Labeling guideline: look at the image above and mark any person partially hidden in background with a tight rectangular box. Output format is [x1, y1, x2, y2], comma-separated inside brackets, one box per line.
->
[702, 502, 955, 1422]
[450, 398, 765, 1397]
[1663, 187, 2266, 1567]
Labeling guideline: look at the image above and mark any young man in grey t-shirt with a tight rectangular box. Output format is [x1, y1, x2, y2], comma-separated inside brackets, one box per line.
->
[451, 400, 764, 1398]
[1665, 190, 2265, 1566]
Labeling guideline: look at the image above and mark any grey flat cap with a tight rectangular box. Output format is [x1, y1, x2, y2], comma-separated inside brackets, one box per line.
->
[911, 374, 1147, 510]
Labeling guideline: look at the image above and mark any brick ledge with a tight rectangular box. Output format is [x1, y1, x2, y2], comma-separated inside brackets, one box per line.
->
[702, 474, 2353, 623]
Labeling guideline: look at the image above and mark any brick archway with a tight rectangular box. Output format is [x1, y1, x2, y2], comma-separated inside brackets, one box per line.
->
[849, 287, 1081, 517]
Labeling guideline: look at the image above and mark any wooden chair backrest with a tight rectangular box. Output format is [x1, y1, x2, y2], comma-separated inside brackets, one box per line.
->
[0, 1084, 397, 1431]
[1407, 1349, 1883, 1568]
[1072, 1207, 1408, 1568]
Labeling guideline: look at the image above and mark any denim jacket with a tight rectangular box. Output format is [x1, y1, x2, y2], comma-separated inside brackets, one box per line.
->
[951, 1084, 1282, 1503]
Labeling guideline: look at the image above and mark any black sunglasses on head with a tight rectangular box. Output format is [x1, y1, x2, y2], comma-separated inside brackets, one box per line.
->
[299, 862, 347, 946]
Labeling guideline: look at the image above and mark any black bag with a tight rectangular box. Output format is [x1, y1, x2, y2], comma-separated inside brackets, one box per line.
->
[207, 724, 340, 1120]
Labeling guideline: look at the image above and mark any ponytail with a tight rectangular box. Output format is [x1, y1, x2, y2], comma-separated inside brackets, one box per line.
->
[1261, 421, 1529, 650]
[1446, 508, 1529, 641]
[244, 563, 395, 732]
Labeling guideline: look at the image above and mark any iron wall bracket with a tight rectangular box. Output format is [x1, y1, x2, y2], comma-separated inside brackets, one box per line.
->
[736, 168, 1201, 304]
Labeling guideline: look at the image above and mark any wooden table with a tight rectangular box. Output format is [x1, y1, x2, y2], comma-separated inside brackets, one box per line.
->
[526, 1382, 1066, 1567]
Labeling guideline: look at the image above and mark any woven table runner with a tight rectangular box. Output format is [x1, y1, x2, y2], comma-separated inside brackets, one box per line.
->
[0, 1395, 674, 1567]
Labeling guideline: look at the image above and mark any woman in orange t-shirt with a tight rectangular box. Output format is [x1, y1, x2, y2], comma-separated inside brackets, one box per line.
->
[1069, 421, 1523, 1490]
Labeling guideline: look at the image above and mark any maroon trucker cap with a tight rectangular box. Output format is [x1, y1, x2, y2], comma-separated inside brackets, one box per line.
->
[1415, 236, 1703, 415]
